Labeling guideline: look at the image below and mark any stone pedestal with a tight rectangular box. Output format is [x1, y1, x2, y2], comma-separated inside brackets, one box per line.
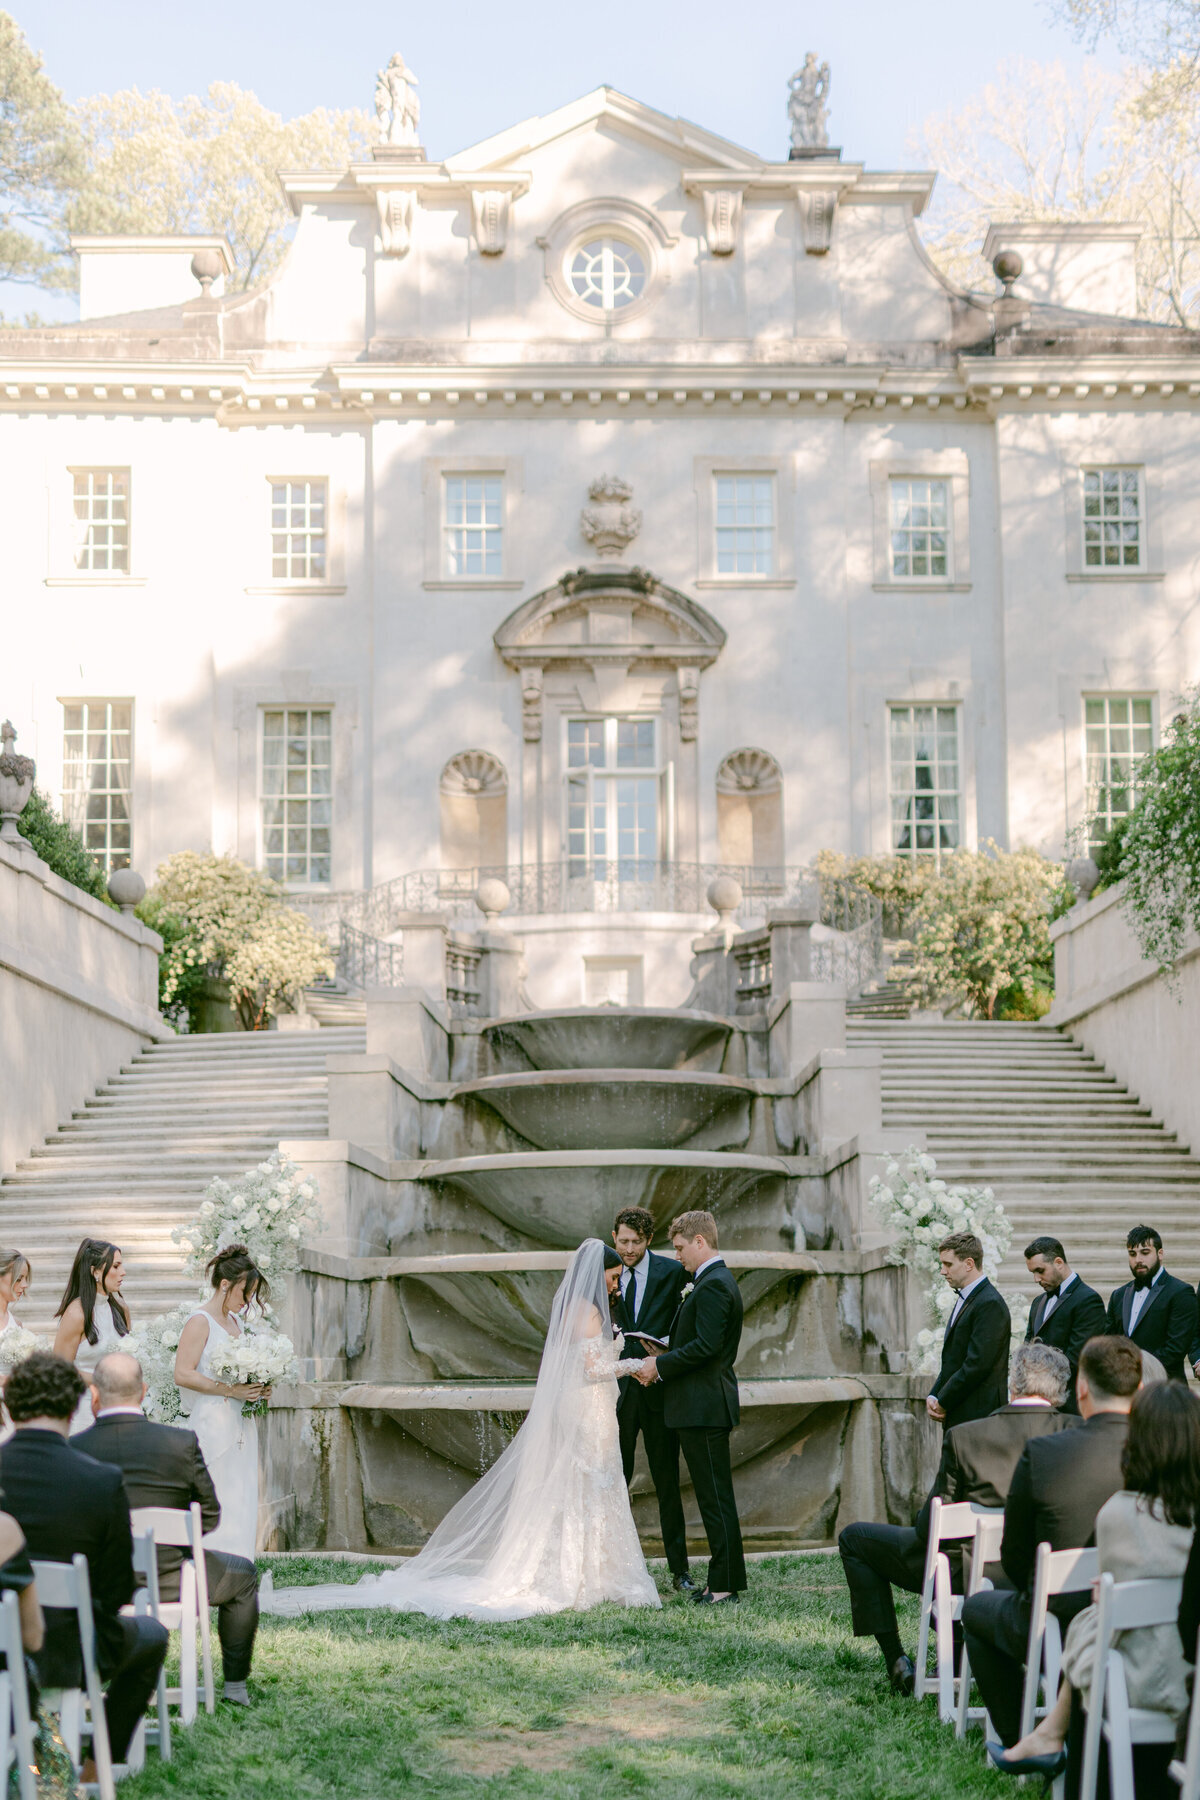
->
[387, 911, 448, 1000]
[365, 986, 449, 1079]
[768, 980, 846, 1077]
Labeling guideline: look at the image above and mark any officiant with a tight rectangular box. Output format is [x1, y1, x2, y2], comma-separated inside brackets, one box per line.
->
[611, 1208, 694, 1592]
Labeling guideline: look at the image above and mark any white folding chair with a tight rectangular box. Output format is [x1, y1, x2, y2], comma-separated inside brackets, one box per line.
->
[1080, 1572, 1183, 1800]
[121, 1528, 171, 1763]
[0, 1588, 37, 1800]
[29, 1554, 117, 1800]
[1170, 1627, 1200, 1800]
[130, 1504, 214, 1721]
[1019, 1543, 1101, 1741]
[914, 1498, 1005, 1724]
[954, 1511, 1007, 1738]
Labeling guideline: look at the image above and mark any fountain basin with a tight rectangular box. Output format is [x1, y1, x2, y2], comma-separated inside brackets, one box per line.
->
[454, 1069, 756, 1150]
[483, 1008, 734, 1073]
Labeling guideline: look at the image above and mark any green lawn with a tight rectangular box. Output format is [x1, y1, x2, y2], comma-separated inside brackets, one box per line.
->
[119, 1554, 1015, 1800]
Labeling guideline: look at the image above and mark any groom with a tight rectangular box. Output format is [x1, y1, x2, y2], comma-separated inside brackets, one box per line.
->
[635, 1210, 746, 1606]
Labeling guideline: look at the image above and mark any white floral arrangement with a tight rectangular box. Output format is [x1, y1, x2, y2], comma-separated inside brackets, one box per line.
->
[679, 1283, 694, 1300]
[125, 1304, 194, 1423]
[206, 1325, 299, 1417]
[870, 1147, 1027, 1373]
[0, 1325, 46, 1372]
[172, 1151, 323, 1287]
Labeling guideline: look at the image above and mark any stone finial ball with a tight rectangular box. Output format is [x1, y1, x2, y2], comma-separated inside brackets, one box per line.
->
[993, 249, 1023, 286]
[190, 248, 224, 288]
[1067, 857, 1101, 901]
[107, 867, 146, 913]
[475, 876, 511, 919]
[706, 874, 743, 916]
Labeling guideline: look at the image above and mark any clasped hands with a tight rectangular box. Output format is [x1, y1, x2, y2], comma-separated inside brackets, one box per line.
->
[633, 1356, 659, 1387]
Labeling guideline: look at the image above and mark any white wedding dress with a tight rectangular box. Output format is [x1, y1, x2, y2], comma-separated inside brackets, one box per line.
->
[184, 1310, 259, 1560]
[261, 1240, 661, 1621]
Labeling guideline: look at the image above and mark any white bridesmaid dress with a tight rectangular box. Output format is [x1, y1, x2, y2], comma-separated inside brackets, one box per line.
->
[184, 1309, 260, 1560]
[70, 1304, 128, 1434]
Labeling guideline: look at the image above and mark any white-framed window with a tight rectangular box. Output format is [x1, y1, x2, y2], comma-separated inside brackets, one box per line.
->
[260, 708, 332, 885]
[889, 478, 949, 580]
[72, 469, 129, 573]
[1082, 468, 1142, 570]
[271, 480, 327, 581]
[565, 717, 663, 876]
[565, 238, 646, 312]
[1084, 694, 1153, 852]
[444, 475, 503, 578]
[888, 704, 961, 862]
[61, 699, 132, 871]
[715, 475, 775, 575]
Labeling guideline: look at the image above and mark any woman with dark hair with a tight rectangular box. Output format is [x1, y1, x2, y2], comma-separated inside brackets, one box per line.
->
[990, 1381, 1200, 1786]
[174, 1245, 270, 1560]
[52, 1238, 130, 1433]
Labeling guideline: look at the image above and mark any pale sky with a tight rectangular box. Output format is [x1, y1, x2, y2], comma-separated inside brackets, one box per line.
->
[10, 0, 1123, 318]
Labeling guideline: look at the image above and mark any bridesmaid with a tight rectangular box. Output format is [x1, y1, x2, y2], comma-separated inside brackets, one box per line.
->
[52, 1238, 132, 1432]
[174, 1245, 271, 1561]
[0, 1249, 31, 1345]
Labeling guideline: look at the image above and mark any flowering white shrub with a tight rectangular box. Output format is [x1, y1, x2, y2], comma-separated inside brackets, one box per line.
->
[905, 842, 1067, 1018]
[207, 1324, 298, 1416]
[0, 1325, 46, 1372]
[870, 1147, 1028, 1372]
[125, 1303, 193, 1423]
[172, 1151, 323, 1286]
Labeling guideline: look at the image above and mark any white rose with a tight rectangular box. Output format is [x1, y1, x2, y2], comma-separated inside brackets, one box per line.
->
[287, 1224, 300, 1240]
[875, 1186, 893, 1205]
[929, 1180, 946, 1193]
[199, 1200, 215, 1217]
[258, 1250, 272, 1267]
[242, 1207, 261, 1230]
[298, 1183, 313, 1200]
[266, 1196, 283, 1214]
[229, 1195, 245, 1214]
[919, 1155, 936, 1174]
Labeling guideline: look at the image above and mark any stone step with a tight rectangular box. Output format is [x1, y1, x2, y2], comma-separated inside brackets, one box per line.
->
[23, 1140, 301, 1166]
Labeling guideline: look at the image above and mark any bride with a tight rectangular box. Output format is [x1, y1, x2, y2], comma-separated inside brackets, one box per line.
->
[262, 1239, 661, 1620]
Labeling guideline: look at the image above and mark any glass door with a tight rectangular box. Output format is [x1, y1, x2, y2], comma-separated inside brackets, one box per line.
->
[565, 717, 663, 905]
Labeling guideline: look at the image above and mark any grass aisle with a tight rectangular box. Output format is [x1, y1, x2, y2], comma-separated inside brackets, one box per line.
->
[120, 1553, 1014, 1799]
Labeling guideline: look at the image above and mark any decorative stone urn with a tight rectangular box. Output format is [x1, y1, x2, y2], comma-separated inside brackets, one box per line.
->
[580, 476, 642, 560]
[0, 721, 35, 848]
[706, 873, 743, 931]
[1067, 856, 1101, 902]
[475, 877, 511, 925]
[107, 868, 146, 914]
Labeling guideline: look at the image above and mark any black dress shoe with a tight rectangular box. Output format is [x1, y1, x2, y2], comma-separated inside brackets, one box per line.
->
[888, 1653, 915, 1696]
[693, 1590, 739, 1606]
[672, 1573, 697, 1593]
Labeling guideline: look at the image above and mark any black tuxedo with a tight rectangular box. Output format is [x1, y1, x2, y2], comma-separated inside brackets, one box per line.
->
[614, 1251, 690, 1578]
[1105, 1268, 1198, 1384]
[931, 1277, 1011, 1430]
[1024, 1275, 1107, 1413]
[655, 1260, 746, 1592]
[840, 1402, 1074, 1648]
[0, 1427, 167, 1762]
[961, 1409, 1130, 1746]
[76, 1410, 259, 1684]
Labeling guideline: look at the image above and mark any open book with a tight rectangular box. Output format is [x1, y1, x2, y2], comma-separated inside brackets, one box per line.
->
[627, 1332, 669, 1352]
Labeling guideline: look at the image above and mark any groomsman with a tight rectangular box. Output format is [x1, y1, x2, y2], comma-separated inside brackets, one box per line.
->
[926, 1232, 1011, 1431]
[635, 1209, 745, 1606]
[1023, 1236, 1107, 1413]
[610, 1207, 693, 1592]
[1104, 1224, 1198, 1383]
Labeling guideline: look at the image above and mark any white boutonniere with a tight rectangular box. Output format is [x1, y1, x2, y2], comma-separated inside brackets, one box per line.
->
[680, 1283, 694, 1300]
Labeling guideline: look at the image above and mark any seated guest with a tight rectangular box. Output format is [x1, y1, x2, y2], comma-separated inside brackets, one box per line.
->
[1180, 1508, 1200, 1668]
[960, 1334, 1141, 1750]
[77, 1350, 259, 1706]
[1023, 1237, 1107, 1414]
[0, 1352, 167, 1779]
[1105, 1224, 1198, 1384]
[0, 1507, 43, 1658]
[926, 1232, 1012, 1432]
[839, 1342, 1075, 1694]
[988, 1380, 1200, 1793]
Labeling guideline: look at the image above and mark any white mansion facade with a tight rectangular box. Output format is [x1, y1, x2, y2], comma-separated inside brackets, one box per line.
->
[4, 80, 1199, 999]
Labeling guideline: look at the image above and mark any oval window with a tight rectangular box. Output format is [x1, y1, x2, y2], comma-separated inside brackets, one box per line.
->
[566, 238, 647, 311]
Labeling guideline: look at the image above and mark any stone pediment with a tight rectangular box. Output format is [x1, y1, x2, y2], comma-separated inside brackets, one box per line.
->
[444, 86, 762, 179]
[494, 566, 726, 670]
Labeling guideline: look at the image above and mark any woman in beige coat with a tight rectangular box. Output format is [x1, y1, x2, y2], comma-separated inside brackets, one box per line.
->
[990, 1380, 1199, 1783]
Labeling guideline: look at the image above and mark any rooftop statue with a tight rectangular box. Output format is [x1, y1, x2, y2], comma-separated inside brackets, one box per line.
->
[375, 52, 421, 148]
[788, 54, 831, 152]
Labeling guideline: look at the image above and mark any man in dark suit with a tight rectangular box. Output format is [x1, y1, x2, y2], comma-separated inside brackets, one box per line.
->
[1023, 1235, 1107, 1414]
[0, 1352, 168, 1776]
[76, 1350, 260, 1705]
[960, 1334, 1140, 1748]
[610, 1207, 693, 1592]
[635, 1209, 745, 1606]
[839, 1341, 1075, 1693]
[1105, 1223, 1198, 1384]
[926, 1231, 1012, 1431]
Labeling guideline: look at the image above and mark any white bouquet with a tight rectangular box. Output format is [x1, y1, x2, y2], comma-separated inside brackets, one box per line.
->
[206, 1325, 298, 1417]
[0, 1326, 45, 1372]
[172, 1150, 323, 1288]
[125, 1304, 193, 1423]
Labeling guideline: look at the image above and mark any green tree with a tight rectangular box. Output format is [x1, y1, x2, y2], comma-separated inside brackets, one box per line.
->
[0, 11, 81, 291]
[16, 785, 111, 901]
[68, 84, 374, 290]
[1099, 687, 1200, 969]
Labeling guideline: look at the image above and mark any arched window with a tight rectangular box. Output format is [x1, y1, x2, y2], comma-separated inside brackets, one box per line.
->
[439, 751, 507, 871]
[716, 748, 783, 871]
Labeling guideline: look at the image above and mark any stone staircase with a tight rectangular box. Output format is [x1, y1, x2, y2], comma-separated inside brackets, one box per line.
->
[848, 1019, 1200, 1295]
[1, 1025, 365, 1335]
